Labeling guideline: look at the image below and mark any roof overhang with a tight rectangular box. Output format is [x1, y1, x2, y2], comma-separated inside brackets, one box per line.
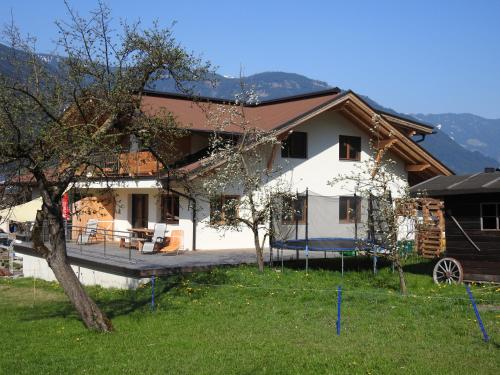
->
[167, 90, 453, 182]
[271, 91, 453, 179]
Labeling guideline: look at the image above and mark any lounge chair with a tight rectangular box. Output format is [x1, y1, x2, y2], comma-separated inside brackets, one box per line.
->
[77, 219, 98, 245]
[141, 223, 167, 254]
[159, 229, 183, 255]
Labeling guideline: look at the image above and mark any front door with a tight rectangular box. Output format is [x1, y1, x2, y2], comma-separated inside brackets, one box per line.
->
[131, 194, 148, 228]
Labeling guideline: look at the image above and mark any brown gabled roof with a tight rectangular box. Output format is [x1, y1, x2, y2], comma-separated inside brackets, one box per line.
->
[154, 89, 453, 182]
[141, 89, 342, 133]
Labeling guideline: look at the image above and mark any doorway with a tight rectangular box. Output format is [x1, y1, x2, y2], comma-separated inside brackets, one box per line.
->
[131, 194, 148, 228]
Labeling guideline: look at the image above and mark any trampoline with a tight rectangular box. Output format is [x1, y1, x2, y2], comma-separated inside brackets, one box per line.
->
[270, 189, 386, 275]
[271, 237, 371, 252]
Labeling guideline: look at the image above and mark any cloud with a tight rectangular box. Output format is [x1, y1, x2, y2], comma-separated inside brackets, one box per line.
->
[466, 138, 487, 148]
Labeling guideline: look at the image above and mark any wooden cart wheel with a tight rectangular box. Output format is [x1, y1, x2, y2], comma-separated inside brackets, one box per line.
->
[433, 257, 463, 284]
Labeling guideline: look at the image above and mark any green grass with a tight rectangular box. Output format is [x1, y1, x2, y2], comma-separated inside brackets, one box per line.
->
[0, 257, 499, 374]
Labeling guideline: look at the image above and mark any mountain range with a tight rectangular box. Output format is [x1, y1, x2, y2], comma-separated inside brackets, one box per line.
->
[1, 43, 498, 174]
[150, 71, 500, 174]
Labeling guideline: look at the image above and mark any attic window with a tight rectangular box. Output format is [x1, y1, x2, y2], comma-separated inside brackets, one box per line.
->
[339, 135, 361, 161]
[281, 132, 307, 159]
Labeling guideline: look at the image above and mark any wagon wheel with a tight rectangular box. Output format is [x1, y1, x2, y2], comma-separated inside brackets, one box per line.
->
[433, 257, 463, 284]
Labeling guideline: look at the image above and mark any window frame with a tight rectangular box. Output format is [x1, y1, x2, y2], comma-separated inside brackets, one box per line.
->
[281, 132, 308, 159]
[160, 194, 180, 224]
[339, 196, 362, 224]
[210, 195, 240, 225]
[339, 135, 361, 161]
[480, 202, 500, 231]
[281, 195, 308, 225]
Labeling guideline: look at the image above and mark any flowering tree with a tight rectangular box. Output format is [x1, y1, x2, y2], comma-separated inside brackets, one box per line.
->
[190, 90, 294, 272]
[0, 2, 211, 331]
[329, 115, 418, 295]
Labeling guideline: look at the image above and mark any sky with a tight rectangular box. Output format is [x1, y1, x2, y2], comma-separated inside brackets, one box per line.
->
[0, 0, 499, 118]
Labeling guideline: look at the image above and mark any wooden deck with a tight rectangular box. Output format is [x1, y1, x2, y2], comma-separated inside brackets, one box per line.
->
[14, 241, 328, 278]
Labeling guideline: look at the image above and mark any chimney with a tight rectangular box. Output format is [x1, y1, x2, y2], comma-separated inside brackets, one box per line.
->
[484, 167, 499, 173]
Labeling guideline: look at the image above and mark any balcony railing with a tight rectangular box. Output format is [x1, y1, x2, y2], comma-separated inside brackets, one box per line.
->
[88, 151, 161, 177]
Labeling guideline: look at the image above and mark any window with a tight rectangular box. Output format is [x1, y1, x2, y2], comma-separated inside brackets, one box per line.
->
[131, 194, 148, 228]
[282, 195, 307, 224]
[481, 203, 500, 230]
[339, 135, 361, 161]
[161, 194, 180, 224]
[210, 195, 240, 225]
[281, 132, 307, 159]
[339, 196, 361, 224]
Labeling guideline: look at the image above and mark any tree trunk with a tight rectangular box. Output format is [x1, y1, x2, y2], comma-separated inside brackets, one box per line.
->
[34, 204, 113, 332]
[393, 255, 407, 296]
[253, 230, 265, 272]
[47, 247, 113, 331]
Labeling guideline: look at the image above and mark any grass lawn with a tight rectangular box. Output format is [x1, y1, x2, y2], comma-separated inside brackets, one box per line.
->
[0, 257, 499, 374]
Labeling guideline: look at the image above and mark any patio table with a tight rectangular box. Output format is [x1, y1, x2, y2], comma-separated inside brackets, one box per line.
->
[126, 228, 154, 250]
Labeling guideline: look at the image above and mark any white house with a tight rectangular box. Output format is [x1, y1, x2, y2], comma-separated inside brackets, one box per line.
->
[71, 88, 452, 252]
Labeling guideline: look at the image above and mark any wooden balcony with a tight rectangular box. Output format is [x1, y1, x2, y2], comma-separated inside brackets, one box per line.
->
[89, 151, 161, 177]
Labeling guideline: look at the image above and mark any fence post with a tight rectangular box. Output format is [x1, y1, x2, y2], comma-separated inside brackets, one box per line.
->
[151, 275, 156, 311]
[103, 229, 107, 258]
[336, 285, 342, 336]
[465, 284, 489, 342]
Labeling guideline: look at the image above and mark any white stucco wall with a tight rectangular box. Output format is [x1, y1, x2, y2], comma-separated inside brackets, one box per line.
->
[186, 110, 408, 250]
[77, 110, 409, 252]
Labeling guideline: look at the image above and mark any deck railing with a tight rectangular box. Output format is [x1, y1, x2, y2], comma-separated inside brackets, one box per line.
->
[66, 224, 147, 262]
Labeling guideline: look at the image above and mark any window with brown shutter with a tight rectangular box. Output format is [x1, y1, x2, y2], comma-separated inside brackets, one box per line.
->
[210, 195, 240, 225]
[339, 135, 361, 161]
[281, 132, 307, 159]
[160, 194, 179, 224]
[339, 196, 361, 223]
[281, 195, 307, 224]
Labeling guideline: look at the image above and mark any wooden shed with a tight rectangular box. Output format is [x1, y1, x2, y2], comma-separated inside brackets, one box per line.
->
[410, 170, 500, 283]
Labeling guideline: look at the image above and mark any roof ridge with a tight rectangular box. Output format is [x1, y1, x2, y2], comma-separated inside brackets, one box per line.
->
[142, 88, 341, 107]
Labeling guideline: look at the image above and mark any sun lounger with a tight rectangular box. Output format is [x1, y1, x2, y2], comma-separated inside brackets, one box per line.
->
[159, 229, 183, 255]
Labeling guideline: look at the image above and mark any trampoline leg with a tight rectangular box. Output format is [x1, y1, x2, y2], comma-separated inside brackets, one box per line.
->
[296, 250, 299, 260]
[281, 248, 284, 273]
[324, 251, 326, 259]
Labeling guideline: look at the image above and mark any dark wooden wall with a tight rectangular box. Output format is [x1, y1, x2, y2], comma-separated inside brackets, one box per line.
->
[444, 193, 500, 282]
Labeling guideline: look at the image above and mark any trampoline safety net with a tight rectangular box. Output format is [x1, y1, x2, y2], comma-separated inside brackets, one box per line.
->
[271, 189, 379, 252]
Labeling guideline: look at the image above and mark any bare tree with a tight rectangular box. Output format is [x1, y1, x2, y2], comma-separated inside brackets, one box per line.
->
[329, 115, 419, 295]
[188, 90, 293, 272]
[0, 1, 211, 331]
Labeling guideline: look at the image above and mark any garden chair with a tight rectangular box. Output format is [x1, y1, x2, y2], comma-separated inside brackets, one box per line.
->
[141, 223, 167, 254]
[77, 219, 98, 245]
